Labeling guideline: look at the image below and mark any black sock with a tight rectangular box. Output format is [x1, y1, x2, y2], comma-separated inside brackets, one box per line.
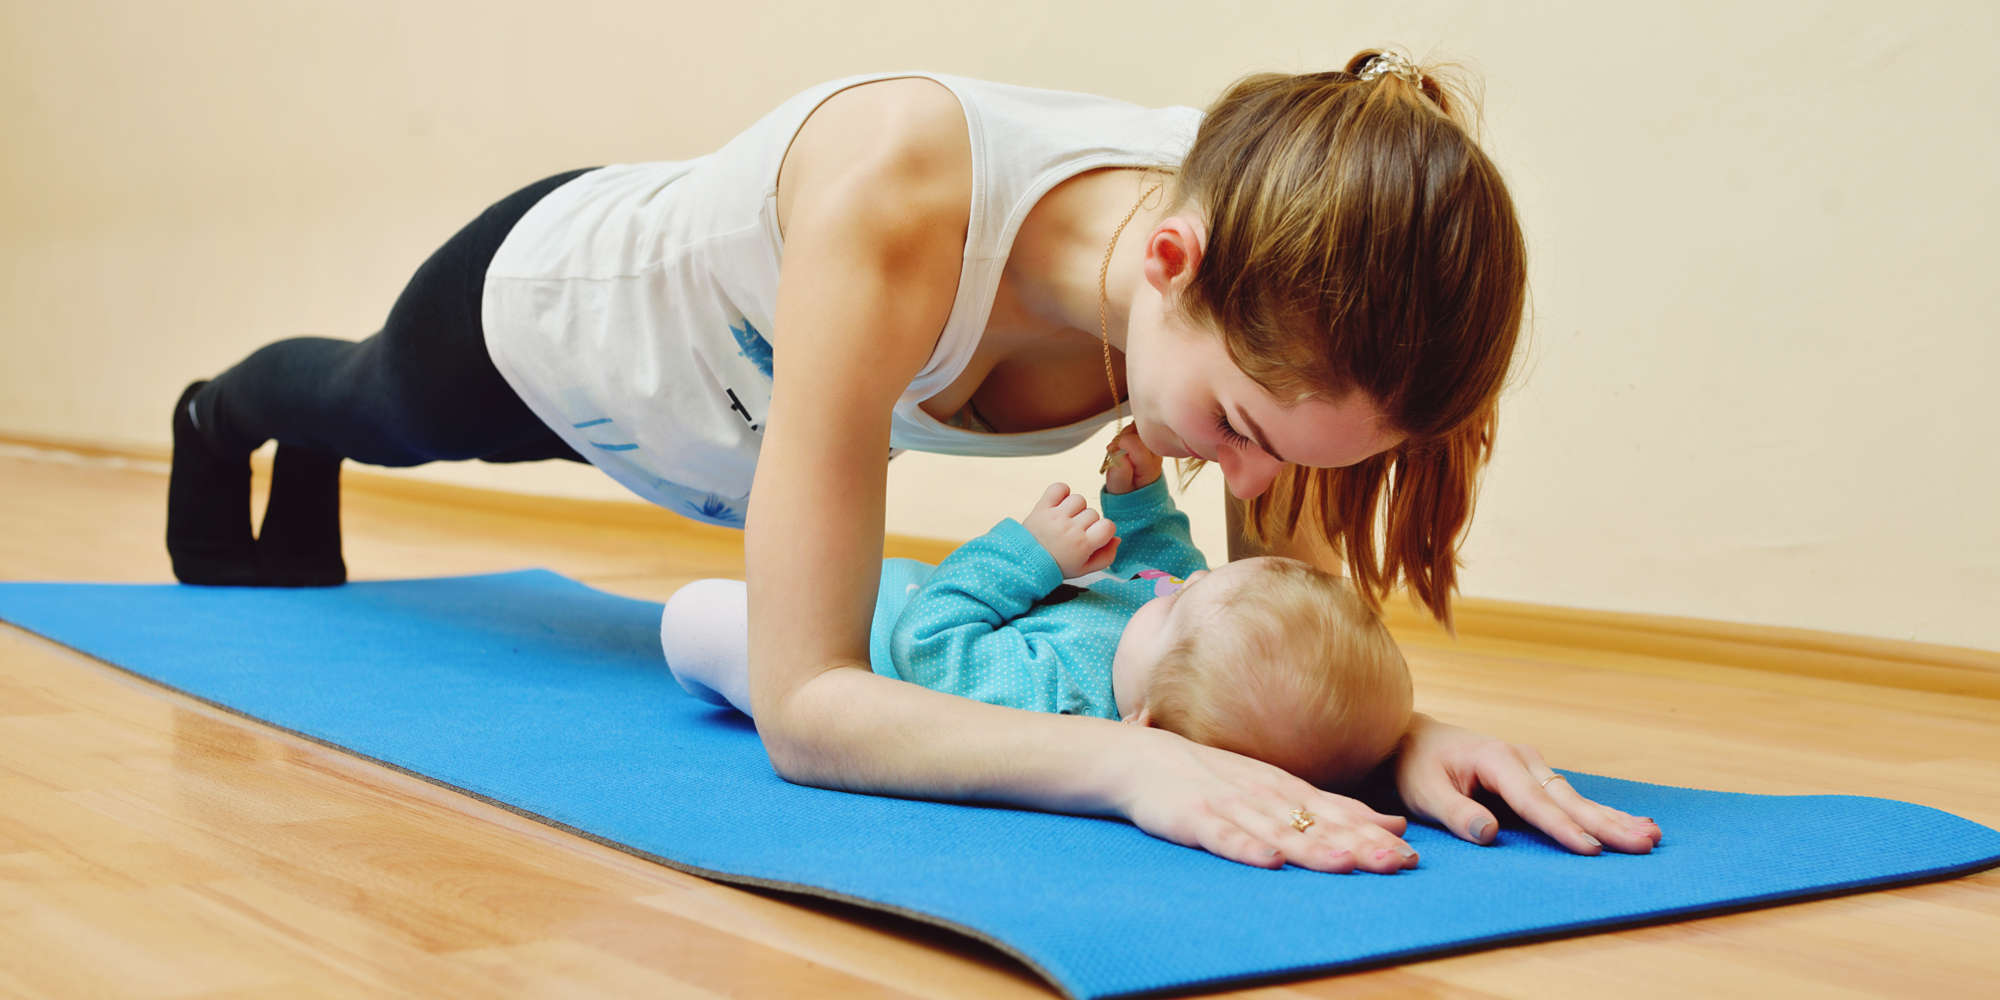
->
[256, 444, 347, 587]
[166, 381, 261, 586]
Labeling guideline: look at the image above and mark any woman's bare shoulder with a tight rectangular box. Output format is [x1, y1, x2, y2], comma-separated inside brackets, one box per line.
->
[776, 77, 970, 239]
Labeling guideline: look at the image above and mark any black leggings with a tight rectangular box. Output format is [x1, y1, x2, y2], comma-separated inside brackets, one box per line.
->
[189, 169, 599, 466]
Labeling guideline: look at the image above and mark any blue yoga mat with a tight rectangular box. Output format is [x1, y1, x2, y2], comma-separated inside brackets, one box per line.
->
[3, 570, 1995, 999]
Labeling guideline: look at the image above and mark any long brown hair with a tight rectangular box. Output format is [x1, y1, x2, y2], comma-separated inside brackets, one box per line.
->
[1172, 51, 1526, 626]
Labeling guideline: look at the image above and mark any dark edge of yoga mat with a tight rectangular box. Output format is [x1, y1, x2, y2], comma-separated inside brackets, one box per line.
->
[6, 607, 1999, 1000]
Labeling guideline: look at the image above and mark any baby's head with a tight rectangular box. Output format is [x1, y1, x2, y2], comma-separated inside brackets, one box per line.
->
[1112, 557, 1412, 789]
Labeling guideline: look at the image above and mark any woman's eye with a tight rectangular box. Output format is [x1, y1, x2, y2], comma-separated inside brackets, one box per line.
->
[1215, 412, 1252, 448]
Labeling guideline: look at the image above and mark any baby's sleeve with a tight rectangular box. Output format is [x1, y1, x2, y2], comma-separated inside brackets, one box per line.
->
[1101, 478, 1209, 580]
[889, 520, 1075, 710]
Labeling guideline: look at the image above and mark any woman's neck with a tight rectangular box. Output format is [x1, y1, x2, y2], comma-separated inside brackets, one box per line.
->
[1001, 168, 1166, 357]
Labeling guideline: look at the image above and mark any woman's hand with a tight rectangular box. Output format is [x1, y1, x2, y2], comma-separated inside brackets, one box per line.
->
[1022, 483, 1120, 577]
[1103, 424, 1164, 495]
[1119, 728, 1418, 873]
[1395, 713, 1663, 855]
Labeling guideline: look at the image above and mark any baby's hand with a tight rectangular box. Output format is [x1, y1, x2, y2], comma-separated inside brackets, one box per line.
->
[1022, 483, 1120, 578]
[1103, 425, 1163, 495]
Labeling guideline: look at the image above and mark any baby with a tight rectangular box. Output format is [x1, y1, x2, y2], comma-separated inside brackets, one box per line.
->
[663, 429, 1413, 789]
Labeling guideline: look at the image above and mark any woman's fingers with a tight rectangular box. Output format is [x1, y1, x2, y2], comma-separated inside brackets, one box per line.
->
[1614, 806, 1664, 846]
[1459, 746, 1654, 856]
[1501, 744, 1658, 854]
[1507, 745, 1662, 846]
[1398, 761, 1500, 845]
[1476, 758, 1604, 855]
[1536, 773, 1662, 852]
[1214, 785, 1416, 874]
[1365, 805, 1409, 837]
[1183, 812, 1286, 870]
[1394, 714, 1664, 856]
[1131, 737, 1419, 875]
[1290, 803, 1418, 873]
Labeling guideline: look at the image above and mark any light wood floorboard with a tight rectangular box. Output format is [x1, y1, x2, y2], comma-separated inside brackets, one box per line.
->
[1, 450, 1995, 998]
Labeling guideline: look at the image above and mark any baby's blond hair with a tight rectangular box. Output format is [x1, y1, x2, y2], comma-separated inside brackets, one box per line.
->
[1145, 558, 1412, 789]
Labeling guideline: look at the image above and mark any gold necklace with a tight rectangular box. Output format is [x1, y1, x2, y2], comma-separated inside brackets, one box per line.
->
[1098, 183, 1160, 472]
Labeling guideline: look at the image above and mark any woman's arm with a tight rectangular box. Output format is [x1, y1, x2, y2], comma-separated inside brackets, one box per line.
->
[1228, 498, 1663, 854]
[745, 80, 1415, 873]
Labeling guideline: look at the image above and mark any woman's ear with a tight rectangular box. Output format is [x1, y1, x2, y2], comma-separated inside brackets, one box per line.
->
[1142, 216, 1205, 297]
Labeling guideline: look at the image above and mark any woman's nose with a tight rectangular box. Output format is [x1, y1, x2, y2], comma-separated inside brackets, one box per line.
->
[1219, 445, 1283, 500]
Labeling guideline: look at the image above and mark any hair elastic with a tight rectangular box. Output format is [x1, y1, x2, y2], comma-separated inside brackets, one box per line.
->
[1358, 51, 1424, 87]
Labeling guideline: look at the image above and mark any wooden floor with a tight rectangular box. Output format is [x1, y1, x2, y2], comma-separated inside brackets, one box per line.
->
[2, 447, 1997, 999]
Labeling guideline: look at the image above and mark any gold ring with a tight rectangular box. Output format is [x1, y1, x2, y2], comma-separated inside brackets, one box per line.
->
[1289, 808, 1316, 833]
[1541, 773, 1569, 789]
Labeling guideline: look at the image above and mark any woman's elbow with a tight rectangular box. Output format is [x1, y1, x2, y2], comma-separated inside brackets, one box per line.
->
[754, 705, 829, 785]
[750, 666, 864, 785]
[759, 734, 818, 784]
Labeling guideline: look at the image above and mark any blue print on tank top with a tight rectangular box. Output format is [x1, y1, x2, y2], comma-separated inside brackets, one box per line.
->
[555, 389, 749, 528]
[730, 318, 774, 379]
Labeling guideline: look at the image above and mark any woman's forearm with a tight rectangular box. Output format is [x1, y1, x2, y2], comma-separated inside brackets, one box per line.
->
[759, 662, 1155, 813]
[761, 661, 1420, 876]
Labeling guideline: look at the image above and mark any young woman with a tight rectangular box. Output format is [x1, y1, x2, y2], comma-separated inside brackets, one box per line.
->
[168, 51, 1663, 873]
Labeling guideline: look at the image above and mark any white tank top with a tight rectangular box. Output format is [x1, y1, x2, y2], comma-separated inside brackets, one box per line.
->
[482, 72, 1201, 527]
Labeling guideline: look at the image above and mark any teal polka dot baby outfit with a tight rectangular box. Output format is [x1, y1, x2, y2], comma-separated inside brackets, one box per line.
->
[866, 478, 1208, 718]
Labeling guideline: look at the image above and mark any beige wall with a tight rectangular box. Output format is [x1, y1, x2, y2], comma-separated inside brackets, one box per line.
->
[4, 1, 1995, 651]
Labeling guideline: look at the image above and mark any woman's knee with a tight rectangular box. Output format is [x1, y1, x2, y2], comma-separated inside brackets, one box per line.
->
[197, 338, 374, 458]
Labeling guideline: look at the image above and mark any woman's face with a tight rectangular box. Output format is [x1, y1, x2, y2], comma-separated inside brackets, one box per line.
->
[1124, 287, 1405, 500]
[1122, 213, 1405, 500]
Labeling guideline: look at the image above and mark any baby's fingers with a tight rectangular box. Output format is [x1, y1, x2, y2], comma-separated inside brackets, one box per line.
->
[1113, 423, 1152, 458]
[1103, 452, 1134, 492]
[1076, 537, 1120, 576]
[1084, 515, 1117, 547]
